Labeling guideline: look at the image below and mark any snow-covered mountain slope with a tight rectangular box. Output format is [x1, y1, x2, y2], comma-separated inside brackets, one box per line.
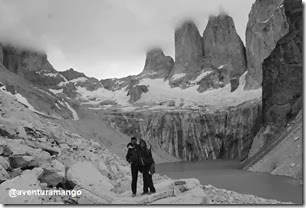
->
[66, 71, 261, 112]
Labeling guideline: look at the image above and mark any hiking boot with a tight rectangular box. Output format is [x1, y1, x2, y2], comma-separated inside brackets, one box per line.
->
[148, 191, 156, 195]
[131, 194, 136, 197]
[141, 192, 148, 196]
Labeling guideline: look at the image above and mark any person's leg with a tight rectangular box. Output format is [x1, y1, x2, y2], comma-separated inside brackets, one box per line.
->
[142, 166, 149, 193]
[148, 173, 156, 193]
[131, 165, 138, 195]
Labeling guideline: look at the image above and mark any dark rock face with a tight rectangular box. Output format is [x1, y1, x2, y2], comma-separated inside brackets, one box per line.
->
[104, 101, 262, 161]
[0, 44, 63, 87]
[2, 45, 55, 75]
[203, 14, 247, 78]
[0, 45, 3, 64]
[230, 77, 240, 92]
[171, 21, 203, 77]
[127, 85, 148, 103]
[100, 76, 138, 92]
[244, 0, 289, 90]
[138, 48, 174, 79]
[25, 71, 64, 87]
[262, 0, 303, 127]
[197, 67, 229, 93]
[59, 68, 86, 81]
[62, 83, 78, 99]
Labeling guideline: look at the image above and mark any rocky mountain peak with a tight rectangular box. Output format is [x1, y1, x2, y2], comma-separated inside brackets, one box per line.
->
[59, 68, 86, 81]
[138, 47, 174, 79]
[174, 20, 203, 65]
[203, 13, 247, 78]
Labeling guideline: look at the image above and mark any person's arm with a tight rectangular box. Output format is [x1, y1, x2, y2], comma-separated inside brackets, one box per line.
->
[126, 148, 132, 163]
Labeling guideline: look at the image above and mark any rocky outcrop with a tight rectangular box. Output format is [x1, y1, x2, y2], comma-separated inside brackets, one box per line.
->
[244, 0, 289, 90]
[262, 0, 302, 127]
[203, 14, 247, 79]
[170, 21, 203, 78]
[138, 48, 174, 79]
[104, 100, 262, 161]
[127, 85, 149, 103]
[100, 76, 138, 92]
[59, 68, 86, 81]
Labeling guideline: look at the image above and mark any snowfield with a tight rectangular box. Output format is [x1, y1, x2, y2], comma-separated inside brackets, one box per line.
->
[58, 77, 88, 86]
[74, 71, 261, 110]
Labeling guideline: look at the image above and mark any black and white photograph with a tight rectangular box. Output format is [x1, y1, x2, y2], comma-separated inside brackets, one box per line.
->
[0, 0, 303, 205]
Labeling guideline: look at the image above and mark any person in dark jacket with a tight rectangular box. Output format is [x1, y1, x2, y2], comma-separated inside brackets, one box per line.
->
[126, 137, 142, 197]
[139, 139, 156, 195]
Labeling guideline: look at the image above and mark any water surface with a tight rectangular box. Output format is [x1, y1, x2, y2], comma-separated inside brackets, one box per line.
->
[156, 160, 303, 204]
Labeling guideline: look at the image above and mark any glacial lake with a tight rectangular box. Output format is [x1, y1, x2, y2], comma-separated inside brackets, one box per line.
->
[156, 160, 303, 204]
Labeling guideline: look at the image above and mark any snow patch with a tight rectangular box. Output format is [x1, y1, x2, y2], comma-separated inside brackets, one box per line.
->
[63, 101, 79, 120]
[172, 73, 185, 80]
[14, 93, 35, 111]
[192, 71, 213, 83]
[44, 73, 58, 77]
[58, 77, 88, 87]
[49, 88, 63, 95]
[135, 75, 261, 108]
[218, 65, 225, 69]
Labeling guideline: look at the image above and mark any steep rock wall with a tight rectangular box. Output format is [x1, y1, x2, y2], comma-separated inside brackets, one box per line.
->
[103, 101, 262, 161]
[244, 0, 289, 90]
[262, 0, 303, 127]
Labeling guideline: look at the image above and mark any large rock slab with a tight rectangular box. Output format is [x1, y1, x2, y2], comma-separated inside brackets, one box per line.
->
[67, 161, 114, 199]
[0, 169, 43, 204]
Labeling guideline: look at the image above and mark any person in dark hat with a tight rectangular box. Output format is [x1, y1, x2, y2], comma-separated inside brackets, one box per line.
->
[126, 137, 142, 197]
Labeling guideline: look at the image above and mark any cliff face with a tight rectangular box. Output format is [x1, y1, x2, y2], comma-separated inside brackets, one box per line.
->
[2, 45, 55, 75]
[103, 101, 262, 161]
[244, 0, 289, 90]
[203, 15, 247, 79]
[262, 0, 303, 127]
[139, 48, 174, 79]
[0, 44, 64, 87]
[0, 44, 3, 64]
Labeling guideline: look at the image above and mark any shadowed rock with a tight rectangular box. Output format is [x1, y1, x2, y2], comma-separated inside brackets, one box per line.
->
[262, 0, 303, 127]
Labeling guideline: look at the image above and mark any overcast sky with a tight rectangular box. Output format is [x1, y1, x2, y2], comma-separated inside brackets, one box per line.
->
[0, 0, 255, 79]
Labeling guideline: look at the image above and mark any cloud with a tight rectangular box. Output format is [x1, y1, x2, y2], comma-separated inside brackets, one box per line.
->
[0, 0, 255, 79]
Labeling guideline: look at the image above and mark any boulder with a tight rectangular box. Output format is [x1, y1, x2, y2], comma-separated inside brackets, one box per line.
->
[0, 169, 42, 204]
[0, 165, 9, 182]
[39, 169, 64, 187]
[8, 155, 40, 169]
[67, 161, 113, 199]
[0, 156, 10, 169]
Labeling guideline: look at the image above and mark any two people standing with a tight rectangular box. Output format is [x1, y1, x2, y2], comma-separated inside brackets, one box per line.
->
[126, 137, 156, 197]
